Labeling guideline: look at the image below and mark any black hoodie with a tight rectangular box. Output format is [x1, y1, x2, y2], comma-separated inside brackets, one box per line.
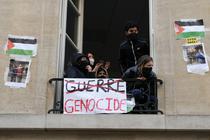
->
[65, 53, 91, 78]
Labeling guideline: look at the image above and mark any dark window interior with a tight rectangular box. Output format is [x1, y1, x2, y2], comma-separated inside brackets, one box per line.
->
[83, 0, 149, 77]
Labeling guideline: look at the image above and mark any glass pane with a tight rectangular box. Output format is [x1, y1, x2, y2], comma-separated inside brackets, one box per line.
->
[64, 38, 78, 73]
[71, 0, 79, 8]
[66, 4, 78, 45]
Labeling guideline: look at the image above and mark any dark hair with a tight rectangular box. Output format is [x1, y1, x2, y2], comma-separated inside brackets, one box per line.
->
[137, 55, 153, 67]
[95, 67, 108, 78]
[124, 21, 140, 32]
[10, 59, 15, 62]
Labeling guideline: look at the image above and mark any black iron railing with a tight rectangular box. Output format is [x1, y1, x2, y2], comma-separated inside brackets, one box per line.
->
[48, 78, 163, 114]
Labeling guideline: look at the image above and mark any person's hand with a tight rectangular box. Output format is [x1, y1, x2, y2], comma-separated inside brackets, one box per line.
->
[104, 61, 110, 70]
[137, 76, 146, 81]
[92, 63, 103, 72]
[86, 65, 92, 72]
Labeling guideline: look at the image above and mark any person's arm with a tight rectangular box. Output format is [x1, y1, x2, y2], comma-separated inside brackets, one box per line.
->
[65, 67, 77, 78]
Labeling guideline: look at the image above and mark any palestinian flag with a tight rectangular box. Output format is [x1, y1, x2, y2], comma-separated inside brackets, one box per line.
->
[174, 19, 205, 40]
[6, 35, 37, 56]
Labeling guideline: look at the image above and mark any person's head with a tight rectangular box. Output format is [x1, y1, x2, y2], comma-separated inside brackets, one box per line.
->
[10, 59, 15, 63]
[95, 67, 108, 78]
[124, 21, 140, 41]
[137, 55, 153, 78]
[77, 56, 90, 69]
[72, 53, 90, 70]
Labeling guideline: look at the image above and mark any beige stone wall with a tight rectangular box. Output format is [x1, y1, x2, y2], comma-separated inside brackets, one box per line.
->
[0, 0, 210, 117]
[154, 0, 210, 115]
[0, 0, 60, 114]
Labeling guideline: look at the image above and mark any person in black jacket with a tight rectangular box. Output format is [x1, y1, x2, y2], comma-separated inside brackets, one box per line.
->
[65, 53, 93, 78]
[122, 55, 157, 111]
[119, 21, 149, 74]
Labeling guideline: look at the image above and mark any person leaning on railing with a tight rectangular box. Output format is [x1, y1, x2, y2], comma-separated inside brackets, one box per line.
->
[122, 55, 157, 110]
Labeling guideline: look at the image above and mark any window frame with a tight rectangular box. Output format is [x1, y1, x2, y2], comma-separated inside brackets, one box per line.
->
[57, 0, 84, 78]
[57, 0, 154, 77]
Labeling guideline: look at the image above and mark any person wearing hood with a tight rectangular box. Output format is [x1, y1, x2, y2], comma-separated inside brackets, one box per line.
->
[65, 53, 93, 78]
[122, 55, 157, 111]
[119, 21, 149, 74]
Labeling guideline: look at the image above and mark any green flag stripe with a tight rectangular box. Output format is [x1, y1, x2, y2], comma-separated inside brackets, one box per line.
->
[176, 32, 205, 39]
[6, 49, 33, 55]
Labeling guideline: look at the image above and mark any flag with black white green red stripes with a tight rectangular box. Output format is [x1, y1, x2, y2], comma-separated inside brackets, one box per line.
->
[174, 19, 205, 40]
[5, 35, 38, 56]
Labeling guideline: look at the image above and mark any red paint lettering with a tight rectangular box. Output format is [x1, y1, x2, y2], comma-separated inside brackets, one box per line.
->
[120, 99, 126, 111]
[64, 99, 74, 113]
[96, 98, 104, 110]
[105, 98, 113, 111]
[114, 99, 120, 111]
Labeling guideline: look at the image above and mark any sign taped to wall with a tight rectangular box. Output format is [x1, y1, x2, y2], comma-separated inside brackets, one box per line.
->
[4, 56, 31, 88]
[64, 78, 127, 114]
[5, 34, 38, 57]
[174, 19, 205, 40]
[182, 43, 209, 74]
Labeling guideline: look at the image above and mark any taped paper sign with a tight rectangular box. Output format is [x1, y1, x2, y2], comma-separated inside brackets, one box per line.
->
[4, 56, 31, 88]
[64, 78, 127, 114]
[182, 43, 209, 75]
[185, 37, 199, 44]
[5, 34, 37, 56]
[175, 19, 205, 40]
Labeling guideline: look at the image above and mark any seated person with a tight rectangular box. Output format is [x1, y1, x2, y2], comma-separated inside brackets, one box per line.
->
[65, 53, 94, 78]
[122, 55, 157, 111]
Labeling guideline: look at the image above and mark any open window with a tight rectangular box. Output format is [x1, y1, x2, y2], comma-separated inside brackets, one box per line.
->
[57, 0, 153, 78]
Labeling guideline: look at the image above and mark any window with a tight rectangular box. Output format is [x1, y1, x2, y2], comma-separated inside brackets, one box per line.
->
[58, 0, 154, 77]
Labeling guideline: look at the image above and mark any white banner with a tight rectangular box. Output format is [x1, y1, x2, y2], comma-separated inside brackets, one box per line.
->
[64, 78, 127, 114]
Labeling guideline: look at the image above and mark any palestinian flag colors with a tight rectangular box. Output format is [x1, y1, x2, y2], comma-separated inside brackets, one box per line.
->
[174, 19, 205, 40]
[6, 35, 37, 56]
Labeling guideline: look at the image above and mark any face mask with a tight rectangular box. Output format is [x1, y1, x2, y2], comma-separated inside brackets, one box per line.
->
[142, 67, 152, 78]
[127, 33, 138, 41]
[89, 58, 95, 65]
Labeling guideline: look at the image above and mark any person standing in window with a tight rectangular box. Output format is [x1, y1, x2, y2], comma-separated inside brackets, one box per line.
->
[119, 21, 149, 74]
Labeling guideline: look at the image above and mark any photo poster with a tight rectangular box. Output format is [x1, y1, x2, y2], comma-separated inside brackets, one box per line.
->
[64, 78, 127, 114]
[4, 55, 31, 88]
[182, 43, 209, 75]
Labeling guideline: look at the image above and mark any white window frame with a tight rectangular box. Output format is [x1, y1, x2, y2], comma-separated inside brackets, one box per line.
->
[149, 0, 156, 71]
[57, 0, 84, 78]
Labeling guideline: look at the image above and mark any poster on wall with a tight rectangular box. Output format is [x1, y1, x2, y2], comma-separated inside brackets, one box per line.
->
[182, 43, 209, 74]
[174, 19, 205, 40]
[4, 56, 31, 88]
[5, 34, 38, 57]
[64, 78, 127, 114]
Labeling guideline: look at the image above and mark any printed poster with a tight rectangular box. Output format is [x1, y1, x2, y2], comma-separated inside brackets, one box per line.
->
[174, 19, 205, 40]
[4, 56, 31, 88]
[182, 43, 209, 74]
[5, 34, 38, 57]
